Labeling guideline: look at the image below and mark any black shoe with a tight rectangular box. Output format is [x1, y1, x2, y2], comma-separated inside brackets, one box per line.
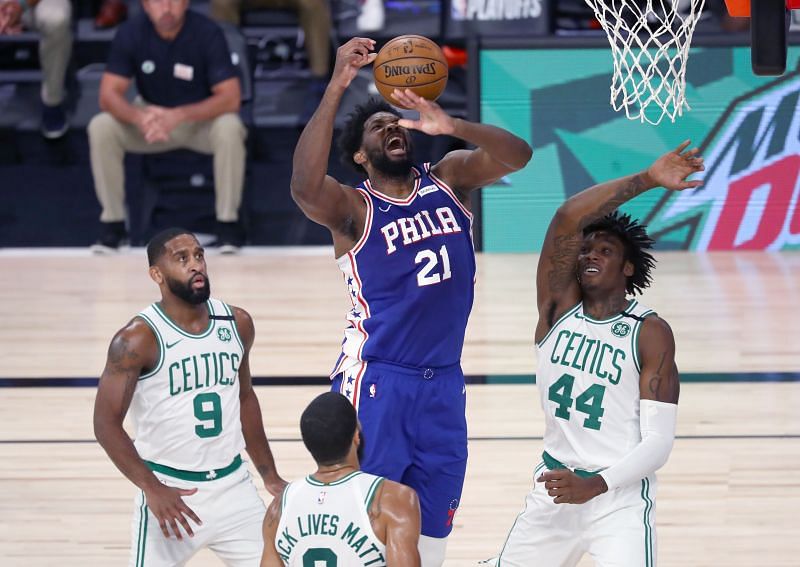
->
[41, 103, 69, 139]
[91, 221, 128, 254]
[215, 221, 243, 255]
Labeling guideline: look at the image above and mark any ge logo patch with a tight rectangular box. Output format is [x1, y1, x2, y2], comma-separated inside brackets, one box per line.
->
[141, 60, 155, 74]
[217, 328, 232, 342]
[611, 321, 631, 337]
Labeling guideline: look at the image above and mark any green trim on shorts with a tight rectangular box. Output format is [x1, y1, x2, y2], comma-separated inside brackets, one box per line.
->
[135, 491, 148, 567]
[641, 478, 655, 567]
[145, 455, 242, 482]
[542, 451, 599, 478]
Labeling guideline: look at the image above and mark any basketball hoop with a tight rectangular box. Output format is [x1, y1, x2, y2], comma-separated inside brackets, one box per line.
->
[583, 0, 706, 125]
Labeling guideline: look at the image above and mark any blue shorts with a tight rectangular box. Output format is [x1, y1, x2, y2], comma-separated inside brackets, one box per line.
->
[332, 360, 468, 538]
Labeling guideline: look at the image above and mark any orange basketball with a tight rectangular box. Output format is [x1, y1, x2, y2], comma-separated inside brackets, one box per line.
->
[372, 35, 448, 109]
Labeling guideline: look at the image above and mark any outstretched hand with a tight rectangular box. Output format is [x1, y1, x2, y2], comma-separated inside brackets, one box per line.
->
[331, 37, 377, 90]
[392, 89, 456, 136]
[646, 140, 704, 191]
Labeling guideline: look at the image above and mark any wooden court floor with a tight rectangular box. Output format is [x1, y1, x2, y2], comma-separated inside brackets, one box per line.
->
[0, 249, 798, 566]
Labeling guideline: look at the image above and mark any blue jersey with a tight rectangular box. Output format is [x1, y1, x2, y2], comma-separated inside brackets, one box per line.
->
[331, 163, 476, 376]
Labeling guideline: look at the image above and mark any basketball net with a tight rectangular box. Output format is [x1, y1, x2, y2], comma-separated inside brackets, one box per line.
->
[583, 0, 706, 125]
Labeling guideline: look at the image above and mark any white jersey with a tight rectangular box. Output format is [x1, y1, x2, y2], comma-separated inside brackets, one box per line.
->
[276, 471, 387, 567]
[131, 298, 246, 471]
[536, 299, 655, 472]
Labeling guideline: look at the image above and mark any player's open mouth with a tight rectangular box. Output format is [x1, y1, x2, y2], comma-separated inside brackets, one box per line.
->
[385, 134, 406, 155]
[583, 266, 600, 275]
[191, 275, 206, 288]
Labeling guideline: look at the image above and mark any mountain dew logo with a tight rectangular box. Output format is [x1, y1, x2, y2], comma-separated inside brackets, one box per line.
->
[645, 71, 800, 250]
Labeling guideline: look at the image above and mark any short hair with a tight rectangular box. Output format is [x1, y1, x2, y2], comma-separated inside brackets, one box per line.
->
[146, 228, 195, 266]
[300, 392, 358, 466]
[338, 98, 401, 175]
[583, 211, 656, 296]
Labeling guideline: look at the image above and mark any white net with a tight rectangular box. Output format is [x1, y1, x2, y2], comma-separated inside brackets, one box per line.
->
[583, 0, 706, 125]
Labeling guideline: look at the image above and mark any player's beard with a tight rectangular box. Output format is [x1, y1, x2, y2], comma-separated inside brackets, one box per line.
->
[167, 274, 211, 305]
[368, 144, 414, 178]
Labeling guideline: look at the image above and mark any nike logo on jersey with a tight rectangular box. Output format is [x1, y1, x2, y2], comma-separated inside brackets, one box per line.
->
[379, 203, 392, 212]
[381, 206, 463, 254]
[166, 339, 183, 349]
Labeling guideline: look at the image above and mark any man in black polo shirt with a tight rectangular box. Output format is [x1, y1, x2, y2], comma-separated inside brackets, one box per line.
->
[88, 0, 246, 253]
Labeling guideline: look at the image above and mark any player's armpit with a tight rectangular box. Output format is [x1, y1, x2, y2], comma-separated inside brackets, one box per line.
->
[377, 481, 421, 567]
[637, 315, 680, 404]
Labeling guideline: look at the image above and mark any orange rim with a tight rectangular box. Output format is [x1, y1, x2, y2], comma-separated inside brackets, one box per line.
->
[724, 0, 750, 17]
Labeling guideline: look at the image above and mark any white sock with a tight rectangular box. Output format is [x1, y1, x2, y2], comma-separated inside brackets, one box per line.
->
[419, 534, 448, 567]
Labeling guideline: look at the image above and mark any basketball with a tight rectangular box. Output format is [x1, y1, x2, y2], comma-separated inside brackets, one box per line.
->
[372, 35, 448, 109]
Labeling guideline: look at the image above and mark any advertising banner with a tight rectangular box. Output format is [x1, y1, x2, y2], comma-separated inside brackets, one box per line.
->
[480, 45, 800, 251]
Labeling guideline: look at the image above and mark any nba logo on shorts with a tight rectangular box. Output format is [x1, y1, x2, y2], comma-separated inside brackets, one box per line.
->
[369, 384, 377, 398]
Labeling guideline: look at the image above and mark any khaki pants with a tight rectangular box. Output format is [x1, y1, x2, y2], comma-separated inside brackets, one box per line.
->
[211, 0, 331, 77]
[22, 0, 72, 105]
[88, 111, 247, 223]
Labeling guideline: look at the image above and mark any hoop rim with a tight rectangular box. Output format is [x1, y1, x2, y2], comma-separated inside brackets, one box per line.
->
[726, 0, 800, 18]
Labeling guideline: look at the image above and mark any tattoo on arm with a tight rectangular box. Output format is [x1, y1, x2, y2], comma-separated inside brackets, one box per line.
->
[109, 336, 140, 371]
[577, 174, 648, 230]
[545, 175, 648, 322]
[646, 352, 679, 403]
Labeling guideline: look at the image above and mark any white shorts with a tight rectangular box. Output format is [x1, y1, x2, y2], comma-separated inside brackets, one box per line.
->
[495, 460, 658, 567]
[129, 463, 266, 567]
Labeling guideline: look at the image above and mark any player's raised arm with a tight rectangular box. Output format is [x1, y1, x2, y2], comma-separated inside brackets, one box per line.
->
[93, 319, 202, 539]
[393, 89, 532, 196]
[535, 140, 704, 343]
[373, 481, 421, 567]
[232, 305, 286, 497]
[291, 37, 376, 230]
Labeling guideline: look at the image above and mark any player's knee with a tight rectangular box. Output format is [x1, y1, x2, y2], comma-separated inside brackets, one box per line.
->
[88, 113, 119, 145]
[35, 0, 72, 34]
[419, 534, 448, 567]
[210, 113, 245, 147]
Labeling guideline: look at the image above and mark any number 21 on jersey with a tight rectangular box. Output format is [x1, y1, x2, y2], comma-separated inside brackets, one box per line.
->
[415, 244, 451, 287]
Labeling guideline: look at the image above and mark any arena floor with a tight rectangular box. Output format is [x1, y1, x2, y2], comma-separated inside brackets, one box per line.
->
[1, 248, 798, 566]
